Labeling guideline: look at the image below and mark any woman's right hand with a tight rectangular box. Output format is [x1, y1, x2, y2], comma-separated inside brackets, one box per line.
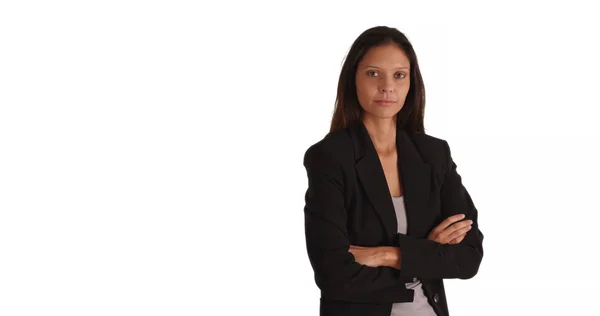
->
[427, 214, 473, 245]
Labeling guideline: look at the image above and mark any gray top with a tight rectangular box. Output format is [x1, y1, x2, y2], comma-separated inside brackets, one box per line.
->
[390, 196, 437, 316]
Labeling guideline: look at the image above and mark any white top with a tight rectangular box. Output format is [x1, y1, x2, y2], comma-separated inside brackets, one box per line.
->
[390, 196, 437, 316]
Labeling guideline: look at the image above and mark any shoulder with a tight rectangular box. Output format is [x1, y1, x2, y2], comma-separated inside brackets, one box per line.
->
[411, 132, 449, 155]
[303, 128, 354, 169]
[410, 132, 452, 171]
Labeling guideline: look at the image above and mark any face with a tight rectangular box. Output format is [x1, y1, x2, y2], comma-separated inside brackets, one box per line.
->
[355, 43, 411, 121]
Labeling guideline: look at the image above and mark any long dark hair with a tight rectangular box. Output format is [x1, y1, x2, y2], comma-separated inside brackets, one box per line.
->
[330, 26, 426, 134]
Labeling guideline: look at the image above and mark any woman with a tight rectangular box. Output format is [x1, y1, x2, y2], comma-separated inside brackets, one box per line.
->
[302, 26, 484, 316]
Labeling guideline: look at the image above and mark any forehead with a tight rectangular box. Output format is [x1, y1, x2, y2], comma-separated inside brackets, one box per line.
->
[359, 44, 410, 68]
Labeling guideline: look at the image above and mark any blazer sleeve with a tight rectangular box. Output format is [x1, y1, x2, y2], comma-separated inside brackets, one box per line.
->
[395, 140, 484, 280]
[303, 144, 409, 304]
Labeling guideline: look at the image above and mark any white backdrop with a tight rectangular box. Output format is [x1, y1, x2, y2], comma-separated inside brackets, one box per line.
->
[1, 1, 599, 315]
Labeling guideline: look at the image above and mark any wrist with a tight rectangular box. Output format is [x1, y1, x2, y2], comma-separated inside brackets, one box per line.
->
[380, 246, 401, 268]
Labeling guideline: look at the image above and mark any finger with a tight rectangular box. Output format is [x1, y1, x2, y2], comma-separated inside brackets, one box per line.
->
[446, 225, 472, 241]
[442, 219, 472, 236]
[449, 235, 465, 244]
[437, 214, 466, 231]
[430, 216, 463, 237]
[438, 221, 472, 243]
[448, 220, 473, 232]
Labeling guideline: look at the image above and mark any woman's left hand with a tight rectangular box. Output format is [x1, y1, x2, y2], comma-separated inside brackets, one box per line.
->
[349, 245, 398, 268]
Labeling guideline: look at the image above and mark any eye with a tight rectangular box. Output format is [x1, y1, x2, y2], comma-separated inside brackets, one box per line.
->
[395, 73, 407, 79]
[367, 70, 378, 77]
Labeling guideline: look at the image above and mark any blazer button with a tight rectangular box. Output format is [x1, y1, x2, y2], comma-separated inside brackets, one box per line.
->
[433, 293, 440, 303]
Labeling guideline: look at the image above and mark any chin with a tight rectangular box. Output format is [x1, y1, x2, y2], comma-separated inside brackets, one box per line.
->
[365, 107, 403, 119]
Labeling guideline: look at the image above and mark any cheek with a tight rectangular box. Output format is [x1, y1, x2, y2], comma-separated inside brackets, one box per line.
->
[355, 81, 368, 102]
[400, 81, 411, 93]
[393, 83, 410, 99]
[356, 80, 376, 98]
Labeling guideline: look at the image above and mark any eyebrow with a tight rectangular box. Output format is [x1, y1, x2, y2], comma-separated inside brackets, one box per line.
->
[364, 65, 410, 70]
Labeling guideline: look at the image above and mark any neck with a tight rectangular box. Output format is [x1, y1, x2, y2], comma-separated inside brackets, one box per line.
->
[362, 115, 397, 155]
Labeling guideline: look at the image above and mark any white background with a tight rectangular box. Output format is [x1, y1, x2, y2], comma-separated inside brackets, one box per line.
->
[1, 1, 599, 315]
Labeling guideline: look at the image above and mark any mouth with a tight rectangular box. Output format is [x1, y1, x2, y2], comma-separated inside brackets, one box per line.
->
[374, 100, 396, 105]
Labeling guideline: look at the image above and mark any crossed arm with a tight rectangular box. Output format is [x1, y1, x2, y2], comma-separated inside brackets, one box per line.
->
[348, 213, 473, 270]
[303, 141, 484, 303]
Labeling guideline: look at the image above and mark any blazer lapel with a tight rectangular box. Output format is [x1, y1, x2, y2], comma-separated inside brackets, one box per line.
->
[350, 121, 433, 239]
[352, 122, 398, 239]
[396, 129, 433, 237]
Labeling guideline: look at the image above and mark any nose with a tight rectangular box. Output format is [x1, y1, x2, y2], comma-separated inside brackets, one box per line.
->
[379, 77, 395, 93]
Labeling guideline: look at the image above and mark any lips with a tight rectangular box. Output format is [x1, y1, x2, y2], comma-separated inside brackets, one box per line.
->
[375, 100, 396, 104]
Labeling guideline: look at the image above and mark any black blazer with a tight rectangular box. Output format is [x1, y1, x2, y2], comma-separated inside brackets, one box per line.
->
[302, 121, 484, 316]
